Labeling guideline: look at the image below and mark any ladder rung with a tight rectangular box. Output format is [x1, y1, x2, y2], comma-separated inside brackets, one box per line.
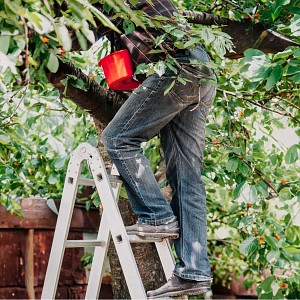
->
[78, 175, 122, 187]
[65, 240, 105, 248]
[128, 235, 164, 243]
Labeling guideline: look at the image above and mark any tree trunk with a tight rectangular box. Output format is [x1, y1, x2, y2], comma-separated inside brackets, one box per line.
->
[106, 197, 166, 299]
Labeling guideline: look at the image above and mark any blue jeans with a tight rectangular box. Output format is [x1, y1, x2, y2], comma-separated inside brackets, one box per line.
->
[102, 46, 216, 281]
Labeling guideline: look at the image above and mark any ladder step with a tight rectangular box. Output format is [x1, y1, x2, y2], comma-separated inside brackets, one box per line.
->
[65, 240, 105, 248]
[66, 236, 165, 248]
[78, 175, 122, 186]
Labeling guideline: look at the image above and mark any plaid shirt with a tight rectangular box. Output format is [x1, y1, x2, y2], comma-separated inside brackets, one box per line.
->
[97, 0, 179, 67]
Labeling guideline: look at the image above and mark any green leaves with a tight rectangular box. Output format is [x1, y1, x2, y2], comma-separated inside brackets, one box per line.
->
[240, 49, 272, 84]
[239, 237, 258, 256]
[232, 182, 258, 203]
[46, 53, 59, 73]
[25, 11, 53, 35]
[265, 65, 283, 90]
[197, 27, 233, 58]
[265, 236, 279, 250]
[0, 134, 11, 145]
[226, 157, 239, 172]
[0, 36, 10, 55]
[123, 20, 135, 35]
[154, 61, 166, 77]
[285, 144, 299, 164]
[54, 24, 72, 52]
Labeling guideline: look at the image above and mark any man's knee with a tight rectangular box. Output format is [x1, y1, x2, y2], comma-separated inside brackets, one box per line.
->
[102, 125, 129, 154]
[101, 125, 115, 152]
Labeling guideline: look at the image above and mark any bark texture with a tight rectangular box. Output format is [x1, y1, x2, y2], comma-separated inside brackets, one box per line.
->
[106, 197, 166, 299]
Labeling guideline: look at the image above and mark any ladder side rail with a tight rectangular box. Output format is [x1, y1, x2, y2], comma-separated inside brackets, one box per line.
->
[155, 239, 176, 280]
[85, 170, 122, 299]
[41, 151, 84, 299]
[88, 147, 146, 299]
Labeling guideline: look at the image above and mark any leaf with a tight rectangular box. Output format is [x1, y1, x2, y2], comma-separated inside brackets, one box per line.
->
[249, 186, 258, 203]
[46, 53, 59, 73]
[155, 34, 167, 47]
[123, 19, 135, 35]
[284, 246, 300, 254]
[285, 144, 299, 164]
[239, 237, 258, 256]
[54, 157, 66, 169]
[154, 61, 166, 77]
[244, 48, 266, 59]
[89, 3, 122, 33]
[54, 23, 72, 52]
[291, 72, 300, 83]
[284, 213, 291, 225]
[279, 187, 292, 201]
[0, 135, 11, 145]
[170, 28, 185, 39]
[273, 48, 295, 60]
[265, 236, 279, 250]
[226, 157, 239, 172]
[69, 77, 89, 91]
[164, 80, 175, 96]
[75, 31, 88, 51]
[165, 62, 178, 75]
[48, 172, 58, 184]
[259, 276, 276, 294]
[285, 226, 298, 243]
[201, 28, 215, 44]
[148, 49, 165, 54]
[233, 181, 246, 200]
[287, 65, 300, 75]
[25, 11, 53, 34]
[80, 20, 95, 44]
[135, 63, 150, 75]
[266, 250, 280, 264]
[272, 6, 282, 20]
[0, 36, 10, 54]
[256, 181, 269, 198]
[271, 281, 280, 296]
[294, 49, 300, 57]
[265, 65, 283, 90]
[239, 161, 251, 176]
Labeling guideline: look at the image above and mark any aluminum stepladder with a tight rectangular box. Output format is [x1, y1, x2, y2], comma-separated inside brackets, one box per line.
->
[41, 142, 177, 299]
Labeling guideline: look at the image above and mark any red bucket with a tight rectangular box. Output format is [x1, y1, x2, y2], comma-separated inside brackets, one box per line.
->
[98, 50, 140, 91]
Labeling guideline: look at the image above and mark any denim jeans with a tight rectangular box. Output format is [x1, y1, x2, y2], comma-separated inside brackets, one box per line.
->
[102, 45, 216, 281]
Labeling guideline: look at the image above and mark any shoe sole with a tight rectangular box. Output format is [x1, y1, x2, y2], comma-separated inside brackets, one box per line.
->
[128, 231, 179, 239]
[147, 287, 211, 299]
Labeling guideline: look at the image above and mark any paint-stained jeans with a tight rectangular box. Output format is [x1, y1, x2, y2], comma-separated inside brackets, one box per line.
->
[102, 46, 216, 281]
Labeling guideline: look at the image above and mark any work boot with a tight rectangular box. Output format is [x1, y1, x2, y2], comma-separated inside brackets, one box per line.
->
[126, 220, 179, 239]
[147, 275, 211, 299]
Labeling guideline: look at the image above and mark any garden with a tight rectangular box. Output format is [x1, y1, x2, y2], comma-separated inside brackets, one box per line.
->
[0, 0, 300, 299]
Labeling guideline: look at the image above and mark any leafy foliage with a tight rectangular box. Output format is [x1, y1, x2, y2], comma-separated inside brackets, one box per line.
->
[0, 0, 299, 298]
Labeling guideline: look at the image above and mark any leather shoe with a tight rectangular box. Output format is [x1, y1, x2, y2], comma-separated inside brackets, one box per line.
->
[147, 275, 211, 298]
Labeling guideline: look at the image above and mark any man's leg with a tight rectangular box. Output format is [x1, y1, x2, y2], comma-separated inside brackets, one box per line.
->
[161, 105, 211, 280]
[102, 71, 186, 227]
[146, 46, 216, 298]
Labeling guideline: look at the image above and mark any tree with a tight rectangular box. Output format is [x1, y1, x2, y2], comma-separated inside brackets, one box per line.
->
[0, 0, 300, 298]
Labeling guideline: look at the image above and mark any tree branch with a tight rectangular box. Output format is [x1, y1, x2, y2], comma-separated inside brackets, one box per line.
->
[241, 158, 279, 197]
[179, 10, 235, 26]
[47, 61, 127, 125]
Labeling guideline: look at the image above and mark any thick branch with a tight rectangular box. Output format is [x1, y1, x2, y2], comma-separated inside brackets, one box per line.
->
[48, 61, 127, 125]
[179, 10, 299, 58]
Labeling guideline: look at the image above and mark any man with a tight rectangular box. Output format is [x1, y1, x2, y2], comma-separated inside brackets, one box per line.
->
[101, 0, 216, 298]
